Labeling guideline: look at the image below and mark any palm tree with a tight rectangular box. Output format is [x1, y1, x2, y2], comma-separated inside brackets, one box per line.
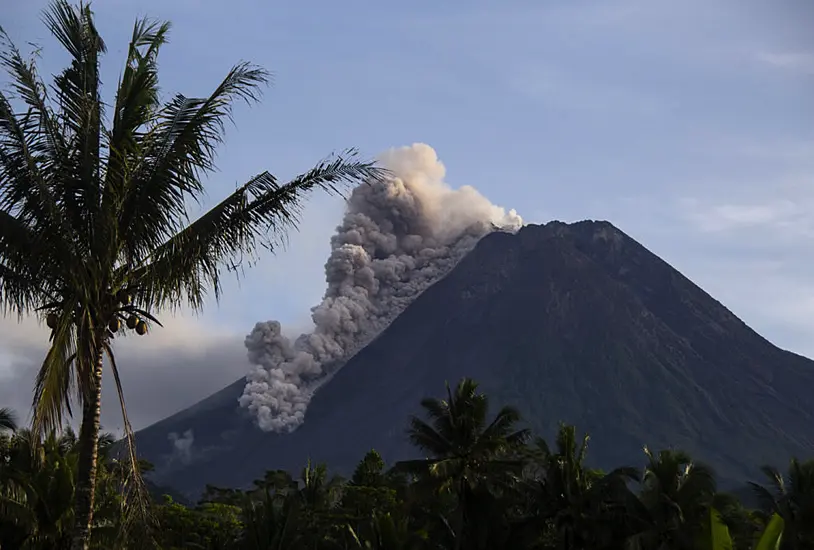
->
[522, 424, 640, 550]
[395, 378, 530, 549]
[749, 459, 814, 550]
[626, 447, 718, 550]
[0, 426, 131, 549]
[398, 379, 530, 489]
[0, 2, 386, 548]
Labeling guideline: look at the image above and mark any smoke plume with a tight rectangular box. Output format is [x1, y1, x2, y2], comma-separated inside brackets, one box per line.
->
[168, 430, 195, 465]
[239, 143, 522, 432]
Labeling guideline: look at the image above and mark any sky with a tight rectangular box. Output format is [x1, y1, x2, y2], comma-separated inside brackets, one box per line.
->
[0, 0, 812, 434]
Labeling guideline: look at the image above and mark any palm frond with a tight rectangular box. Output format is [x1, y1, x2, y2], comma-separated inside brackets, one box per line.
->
[31, 311, 78, 435]
[42, 0, 107, 247]
[748, 481, 780, 515]
[0, 30, 80, 299]
[100, 17, 169, 259]
[0, 210, 61, 318]
[128, 155, 386, 312]
[0, 406, 18, 432]
[760, 464, 786, 497]
[481, 405, 524, 442]
[407, 416, 453, 457]
[0, 25, 67, 172]
[419, 396, 450, 423]
[102, 341, 154, 543]
[118, 61, 271, 264]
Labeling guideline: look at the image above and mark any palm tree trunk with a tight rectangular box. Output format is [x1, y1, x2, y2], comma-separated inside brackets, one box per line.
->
[455, 477, 467, 550]
[70, 349, 104, 550]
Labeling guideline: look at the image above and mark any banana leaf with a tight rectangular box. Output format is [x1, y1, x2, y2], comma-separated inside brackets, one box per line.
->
[754, 513, 784, 550]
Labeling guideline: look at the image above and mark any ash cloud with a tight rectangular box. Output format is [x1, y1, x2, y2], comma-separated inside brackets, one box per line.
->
[239, 143, 522, 432]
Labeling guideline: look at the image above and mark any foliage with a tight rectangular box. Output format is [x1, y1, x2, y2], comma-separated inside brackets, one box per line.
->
[3, 377, 811, 549]
[153, 497, 242, 550]
[0, 427, 131, 549]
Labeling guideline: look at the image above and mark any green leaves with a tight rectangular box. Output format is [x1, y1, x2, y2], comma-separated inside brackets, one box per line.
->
[3, 375, 814, 549]
[699, 507, 734, 550]
[153, 498, 243, 550]
[754, 513, 784, 550]
[118, 61, 271, 264]
[44, 0, 107, 247]
[128, 153, 386, 313]
[0, 426, 125, 549]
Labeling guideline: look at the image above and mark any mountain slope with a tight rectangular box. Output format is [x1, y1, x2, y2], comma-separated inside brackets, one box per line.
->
[134, 220, 814, 499]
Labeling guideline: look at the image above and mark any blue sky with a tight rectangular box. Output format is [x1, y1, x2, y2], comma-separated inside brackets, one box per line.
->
[0, 0, 812, 430]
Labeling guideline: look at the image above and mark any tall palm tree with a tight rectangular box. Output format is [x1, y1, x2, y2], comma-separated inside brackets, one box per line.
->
[0, 2, 385, 548]
[749, 459, 814, 550]
[396, 378, 530, 549]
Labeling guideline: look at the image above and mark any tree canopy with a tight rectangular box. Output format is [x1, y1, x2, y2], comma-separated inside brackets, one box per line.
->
[0, 377, 807, 549]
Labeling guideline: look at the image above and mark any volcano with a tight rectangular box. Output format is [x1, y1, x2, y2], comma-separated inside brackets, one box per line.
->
[133, 220, 814, 499]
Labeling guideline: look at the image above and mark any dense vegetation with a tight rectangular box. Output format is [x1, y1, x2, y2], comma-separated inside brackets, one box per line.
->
[1, 379, 811, 550]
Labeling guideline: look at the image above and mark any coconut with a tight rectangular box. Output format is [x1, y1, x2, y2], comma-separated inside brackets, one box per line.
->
[108, 318, 121, 333]
[46, 313, 58, 329]
[135, 320, 148, 335]
[126, 315, 138, 329]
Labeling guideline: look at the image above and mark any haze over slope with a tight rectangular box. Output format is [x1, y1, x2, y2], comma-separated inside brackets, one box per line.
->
[135, 220, 814, 498]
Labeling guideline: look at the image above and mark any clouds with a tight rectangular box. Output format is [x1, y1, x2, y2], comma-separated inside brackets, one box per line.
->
[757, 52, 814, 75]
[678, 198, 809, 236]
[673, 134, 814, 241]
[0, 313, 248, 433]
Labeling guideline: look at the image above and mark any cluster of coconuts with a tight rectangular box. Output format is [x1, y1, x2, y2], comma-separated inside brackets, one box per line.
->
[44, 289, 148, 336]
[109, 313, 148, 335]
[110, 289, 148, 335]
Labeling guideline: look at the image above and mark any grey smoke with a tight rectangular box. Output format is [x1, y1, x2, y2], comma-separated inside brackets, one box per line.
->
[168, 429, 195, 465]
[239, 143, 523, 432]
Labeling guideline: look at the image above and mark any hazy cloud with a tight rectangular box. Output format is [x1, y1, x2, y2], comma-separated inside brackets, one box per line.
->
[0, 314, 249, 433]
[678, 198, 809, 235]
[757, 52, 814, 75]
